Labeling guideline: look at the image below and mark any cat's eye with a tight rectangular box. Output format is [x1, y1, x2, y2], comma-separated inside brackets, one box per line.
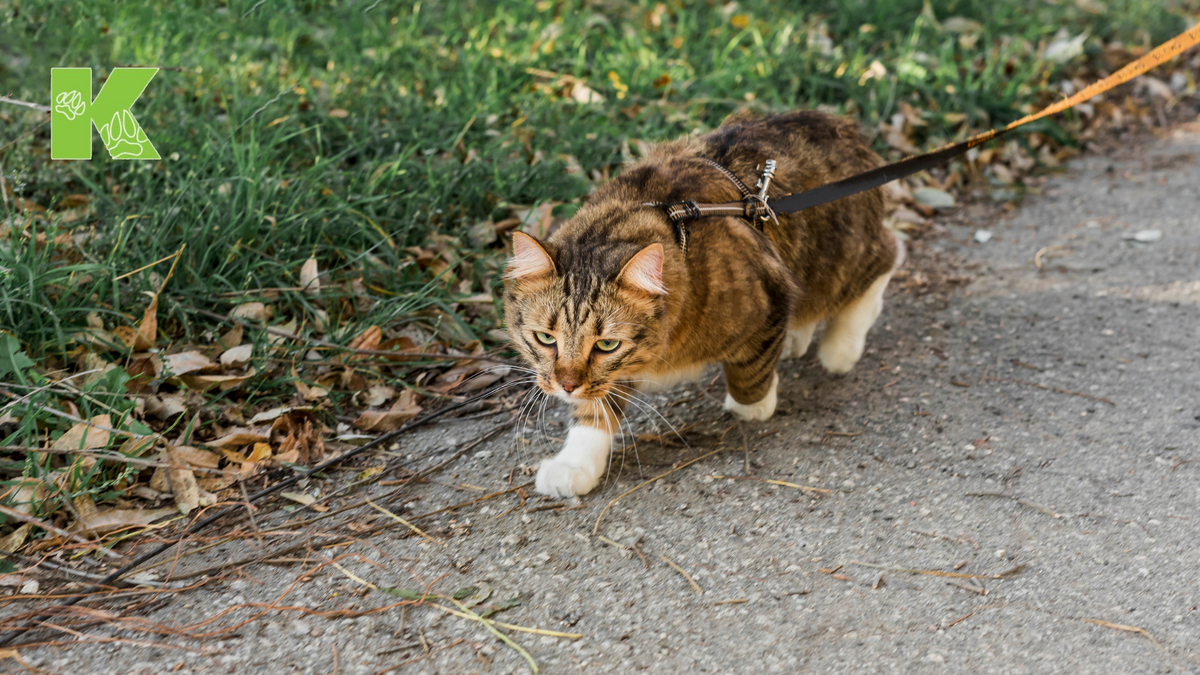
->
[595, 339, 621, 352]
[535, 331, 556, 346]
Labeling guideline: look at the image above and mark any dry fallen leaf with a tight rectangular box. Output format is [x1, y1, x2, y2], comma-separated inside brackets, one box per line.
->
[145, 392, 188, 420]
[180, 367, 256, 392]
[300, 257, 320, 295]
[216, 323, 243, 350]
[360, 385, 395, 407]
[274, 413, 326, 465]
[202, 427, 270, 448]
[353, 390, 422, 432]
[348, 325, 383, 359]
[230, 302, 271, 322]
[172, 445, 221, 470]
[0, 523, 34, 553]
[220, 343, 253, 367]
[114, 294, 159, 351]
[166, 445, 216, 515]
[70, 507, 177, 537]
[52, 415, 112, 451]
[162, 351, 214, 377]
[280, 491, 315, 506]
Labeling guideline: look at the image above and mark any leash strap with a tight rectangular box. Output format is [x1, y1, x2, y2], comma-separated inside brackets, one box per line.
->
[654, 22, 1200, 246]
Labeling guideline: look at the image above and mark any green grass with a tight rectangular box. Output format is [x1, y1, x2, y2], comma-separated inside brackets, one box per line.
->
[0, 0, 1197, 526]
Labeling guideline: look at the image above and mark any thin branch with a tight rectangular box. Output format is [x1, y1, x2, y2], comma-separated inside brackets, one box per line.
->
[0, 505, 125, 561]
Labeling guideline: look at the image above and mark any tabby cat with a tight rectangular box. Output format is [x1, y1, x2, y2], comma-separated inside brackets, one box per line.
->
[503, 110, 903, 497]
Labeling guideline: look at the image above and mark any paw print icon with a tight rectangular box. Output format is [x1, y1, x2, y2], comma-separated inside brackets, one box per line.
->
[99, 110, 149, 159]
[55, 90, 86, 121]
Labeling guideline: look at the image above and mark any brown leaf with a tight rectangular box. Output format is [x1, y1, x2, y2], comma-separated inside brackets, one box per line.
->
[219, 344, 253, 368]
[121, 294, 158, 351]
[180, 367, 256, 392]
[162, 351, 214, 377]
[202, 427, 270, 448]
[274, 414, 326, 465]
[216, 324, 243, 350]
[144, 392, 187, 420]
[0, 523, 34, 553]
[70, 507, 177, 537]
[300, 257, 320, 295]
[348, 325, 383, 360]
[166, 445, 215, 515]
[230, 302, 271, 322]
[172, 445, 221, 470]
[51, 415, 112, 451]
[359, 385, 395, 407]
[353, 390, 422, 432]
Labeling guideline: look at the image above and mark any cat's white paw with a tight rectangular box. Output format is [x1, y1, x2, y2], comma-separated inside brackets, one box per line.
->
[534, 425, 612, 498]
[723, 372, 778, 421]
[817, 336, 865, 374]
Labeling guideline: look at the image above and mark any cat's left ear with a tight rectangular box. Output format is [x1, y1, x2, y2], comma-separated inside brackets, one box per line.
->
[616, 243, 667, 295]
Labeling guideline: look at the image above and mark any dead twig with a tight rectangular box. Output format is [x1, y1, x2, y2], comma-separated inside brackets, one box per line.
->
[1082, 618, 1164, 651]
[982, 376, 1115, 407]
[0, 96, 50, 113]
[965, 491, 1062, 519]
[183, 306, 514, 365]
[365, 500, 446, 547]
[849, 560, 1027, 580]
[0, 505, 125, 561]
[593, 446, 729, 535]
[710, 474, 832, 494]
[946, 579, 987, 595]
[660, 554, 703, 594]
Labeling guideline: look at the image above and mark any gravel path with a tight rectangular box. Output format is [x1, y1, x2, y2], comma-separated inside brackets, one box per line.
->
[6, 124, 1200, 674]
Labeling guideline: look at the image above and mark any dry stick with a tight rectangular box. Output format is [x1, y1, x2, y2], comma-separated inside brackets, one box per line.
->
[0, 505, 124, 561]
[1082, 618, 1164, 651]
[0, 446, 224, 475]
[0, 381, 514, 648]
[660, 554, 703, 594]
[128, 438, 522, 578]
[965, 491, 1063, 519]
[0, 369, 102, 416]
[849, 560, 1027, 580]
[137, 439, 525, 582]
[981, 376, 1116, 407]
[0, 95, 50, 113]
[593, 446, 729, 535]
[365, 500, 445, 547]
[182, 305, 514, 365]
[710, 474, 832, 494]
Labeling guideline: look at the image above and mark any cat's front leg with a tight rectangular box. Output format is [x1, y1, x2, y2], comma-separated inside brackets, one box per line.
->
[535, 395, 625, 498]
[722, 328, 785, 422]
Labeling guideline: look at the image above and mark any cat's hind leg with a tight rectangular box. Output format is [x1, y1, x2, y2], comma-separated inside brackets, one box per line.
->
[783, 320, 818, 359]
[817, 272, 890, 374]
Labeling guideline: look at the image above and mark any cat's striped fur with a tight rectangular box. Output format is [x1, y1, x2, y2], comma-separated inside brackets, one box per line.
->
[503, 109, 903, 497]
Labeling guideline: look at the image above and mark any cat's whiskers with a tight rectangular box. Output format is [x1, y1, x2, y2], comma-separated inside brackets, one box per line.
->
[607, 388, 691, 453]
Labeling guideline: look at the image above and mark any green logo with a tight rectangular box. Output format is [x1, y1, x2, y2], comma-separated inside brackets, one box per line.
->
[51, 67, 160, 161]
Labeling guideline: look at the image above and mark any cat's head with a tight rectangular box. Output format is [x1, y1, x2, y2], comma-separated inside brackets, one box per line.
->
[502, 231, 669, 402]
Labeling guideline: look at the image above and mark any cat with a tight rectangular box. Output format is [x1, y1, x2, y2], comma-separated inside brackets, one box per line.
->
[502, 109, 903, 498]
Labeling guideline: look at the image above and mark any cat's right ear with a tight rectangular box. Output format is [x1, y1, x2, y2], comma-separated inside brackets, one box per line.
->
[505, 231, 556, 282]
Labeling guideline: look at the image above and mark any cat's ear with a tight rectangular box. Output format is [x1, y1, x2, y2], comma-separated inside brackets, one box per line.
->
[505, 231, 556, 281]
[616, 243, 667, 295]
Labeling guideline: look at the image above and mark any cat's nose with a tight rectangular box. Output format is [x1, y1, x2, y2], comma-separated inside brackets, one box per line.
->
[559, 378, 579, 393]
